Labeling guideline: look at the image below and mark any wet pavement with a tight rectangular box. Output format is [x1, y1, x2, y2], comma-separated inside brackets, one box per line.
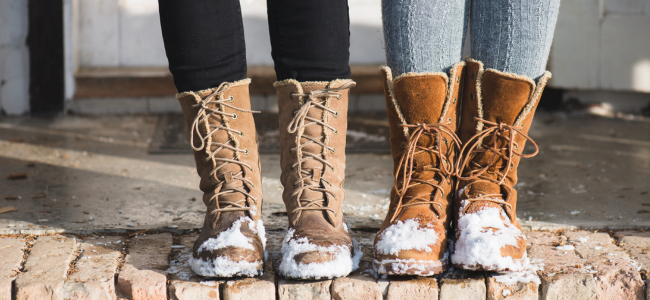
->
[0, 112, 649, 234]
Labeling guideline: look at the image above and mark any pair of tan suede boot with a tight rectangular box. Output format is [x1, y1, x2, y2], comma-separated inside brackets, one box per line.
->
[177, 58, 550, 279]
[178, 78, 359, 279]
[373, 58, 551, 275]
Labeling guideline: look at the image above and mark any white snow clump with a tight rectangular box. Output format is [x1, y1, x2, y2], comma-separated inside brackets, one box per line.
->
[278, 228, 363, 279]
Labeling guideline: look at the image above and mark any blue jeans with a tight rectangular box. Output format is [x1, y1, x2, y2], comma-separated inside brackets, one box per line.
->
[382, 0, 561, 81]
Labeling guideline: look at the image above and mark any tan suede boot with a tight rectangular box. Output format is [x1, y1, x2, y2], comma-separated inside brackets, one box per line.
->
[372, 62, 465, 276]
[177, 80, 266, 277]
[273, 79, 360, 279]
[451, 58, 551, 272]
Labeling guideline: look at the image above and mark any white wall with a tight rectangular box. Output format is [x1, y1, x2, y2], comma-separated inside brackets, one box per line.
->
[76, 0, 385, 68]
[74, 0, 650, 93]
[0, 0, 30, 115]
[550, 0, 650, 92]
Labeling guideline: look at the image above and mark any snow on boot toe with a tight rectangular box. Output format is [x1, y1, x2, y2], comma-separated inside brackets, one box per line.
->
[451, 206, 527, 272]
[278, 229, 362, 280]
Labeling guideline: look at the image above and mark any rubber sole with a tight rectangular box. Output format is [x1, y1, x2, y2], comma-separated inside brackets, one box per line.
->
[373, 257, 448, 276]
[189, 257, 264, 278]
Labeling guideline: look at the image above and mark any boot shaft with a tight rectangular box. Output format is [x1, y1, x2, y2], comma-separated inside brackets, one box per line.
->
[177, 80, 263, 223]
[274, 79, 354, 228]
[379, 62, 465, 224]
[458, 59, 551, 189]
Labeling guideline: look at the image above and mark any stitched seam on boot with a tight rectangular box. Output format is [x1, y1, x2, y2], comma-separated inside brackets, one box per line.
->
[515, 71, 552, 126]
[439, 61, 466, 124]
[464, 58, 486, 134]
[381, 66, 409, 138]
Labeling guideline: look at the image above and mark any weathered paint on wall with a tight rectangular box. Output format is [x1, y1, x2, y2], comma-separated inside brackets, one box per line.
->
[0, 0, 30, 115]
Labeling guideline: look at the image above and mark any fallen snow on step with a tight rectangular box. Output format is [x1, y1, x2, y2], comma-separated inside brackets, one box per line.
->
[278, 228, 362, 279]
[556, 245, 575, 251]
[373, 253, 448, 276]
[492, 259, 542, 285]
[375, 219, 438, 256]
[189, 217, 266, 277]
[451, 202, 527, 271]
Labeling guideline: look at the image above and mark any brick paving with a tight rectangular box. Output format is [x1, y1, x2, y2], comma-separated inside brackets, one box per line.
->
[1, 229, 649, 300]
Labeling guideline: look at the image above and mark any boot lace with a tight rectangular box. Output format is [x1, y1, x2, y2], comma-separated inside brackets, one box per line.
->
[390, 121, 461, 223]
[189, 82, 260, 227]
[456, 117, 539, 214]
[287, 82, 355, 220]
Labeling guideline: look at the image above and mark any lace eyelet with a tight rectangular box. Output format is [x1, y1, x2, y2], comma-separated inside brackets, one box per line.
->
[470, 93, 474, 100]
[514, 145, 519, 150]
[471, 72, 476, 79]
[333, 129, 338, 135]
[510, 164, 514, 170]
[291, 165, 296, 169]
[229, 96, 234, 103]
[239, 131, 244, 137]
[293, 110, 298, 116]
[333, 111, 339, 117]
[336, 95, 342, 100]
[231, 113, 238, 120]
[330, 166, 335, 171]
[400, 142, 406, 148]
[456, 77, 460, 83]
[452, 97, 457, 104]
[244, 148, 249, 155]
[441, 191, 445, 197]
[248, 166, 253, 171]
[448, 118, 452, 122]
[330, 148, 335, 154]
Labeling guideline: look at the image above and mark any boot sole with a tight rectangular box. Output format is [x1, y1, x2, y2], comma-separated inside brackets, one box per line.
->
[189, 257, 264, 278]
[373, 257, 448, 276]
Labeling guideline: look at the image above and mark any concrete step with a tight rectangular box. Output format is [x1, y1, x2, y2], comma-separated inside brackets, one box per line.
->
[0, 229, 648, 300]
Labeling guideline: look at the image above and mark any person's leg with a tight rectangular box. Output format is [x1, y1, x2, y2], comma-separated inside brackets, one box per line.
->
[267, 0, 359, 279]
[382, 0, 469, 76]
[158, 1, 265, 278]
[158, 0, 246, 92]
[266, 0, 350, 81]
[372, 0, 469, 276]
[471, 0, 561, 80]
[452, 1, 560, 272]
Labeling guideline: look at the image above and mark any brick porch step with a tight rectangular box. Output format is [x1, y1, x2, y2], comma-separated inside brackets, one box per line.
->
[1, 229, 648, 300]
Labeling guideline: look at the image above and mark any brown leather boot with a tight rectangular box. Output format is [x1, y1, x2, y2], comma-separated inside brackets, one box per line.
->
[451, 58, 551, 272]
[274, 79, 360, 279]
[373, 62, 465, 276]
[177, 80, 266, 277]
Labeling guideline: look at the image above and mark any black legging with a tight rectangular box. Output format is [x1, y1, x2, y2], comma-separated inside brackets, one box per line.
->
[158, 0, 351, 92]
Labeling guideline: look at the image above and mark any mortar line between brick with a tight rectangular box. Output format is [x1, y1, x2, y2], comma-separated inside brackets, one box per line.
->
[114, 235, 128, 298]
[65, 238, 83, 279]
[167, 233, 183, 300]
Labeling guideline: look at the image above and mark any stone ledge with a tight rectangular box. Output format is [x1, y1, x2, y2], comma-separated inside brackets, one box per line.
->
[74, 65, 385, 99]
[1, 230, 648, 300]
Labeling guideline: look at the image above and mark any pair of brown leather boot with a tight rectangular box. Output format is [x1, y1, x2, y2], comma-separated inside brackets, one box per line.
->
[373, 58, 551, 275]
[178, 79, 359, 279]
